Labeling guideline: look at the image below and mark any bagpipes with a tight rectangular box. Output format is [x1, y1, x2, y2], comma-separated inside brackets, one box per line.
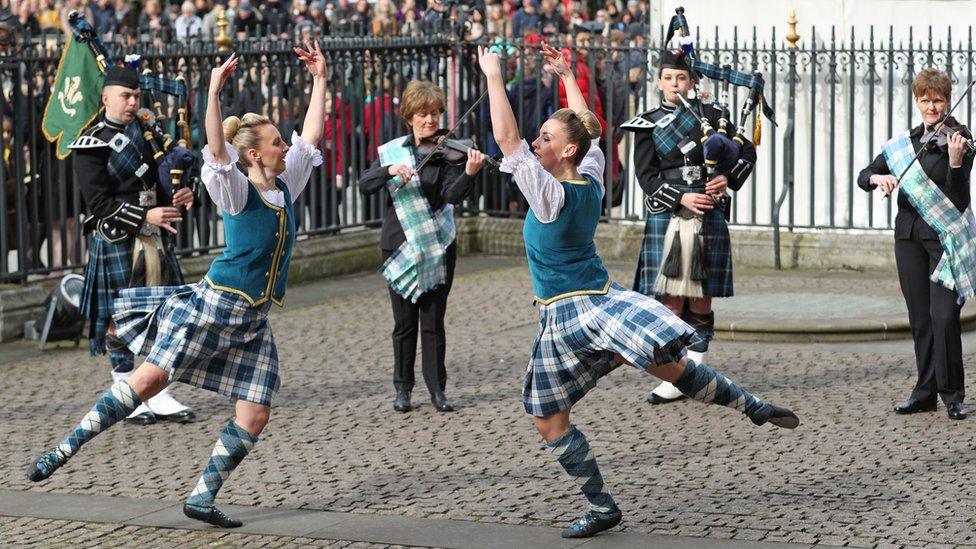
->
[129, 58, 194, 197]
[663, 7, 775, 173]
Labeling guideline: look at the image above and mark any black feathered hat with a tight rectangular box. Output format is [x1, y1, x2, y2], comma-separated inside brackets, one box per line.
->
[102, 65, 139, 89]
[657, 49, 695, 79]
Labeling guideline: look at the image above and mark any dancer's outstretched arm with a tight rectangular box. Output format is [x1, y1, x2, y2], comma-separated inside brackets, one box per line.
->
[540, 42, 586, 112]
[294, 39, 329, 146]
[205, 53, 238, 165]
[281, 39, 327, 199]
[478, 46, 521, 157]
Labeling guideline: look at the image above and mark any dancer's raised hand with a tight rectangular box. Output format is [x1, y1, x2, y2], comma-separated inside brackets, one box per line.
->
[540, 42, 570, 78]
[477, 45, 503, 79]
[295, 39, 327, 79]
[209, 53, 238, 97]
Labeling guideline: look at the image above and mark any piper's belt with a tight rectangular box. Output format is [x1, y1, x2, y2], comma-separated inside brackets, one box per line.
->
[660, 165, 707, 186]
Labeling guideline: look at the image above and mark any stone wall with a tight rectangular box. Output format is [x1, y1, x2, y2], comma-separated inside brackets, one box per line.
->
[0, 217, 896, 341]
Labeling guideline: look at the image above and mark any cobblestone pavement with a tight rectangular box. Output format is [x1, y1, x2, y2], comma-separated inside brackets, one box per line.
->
[3, 258, 976, 547]
[0, 516, 414, 548]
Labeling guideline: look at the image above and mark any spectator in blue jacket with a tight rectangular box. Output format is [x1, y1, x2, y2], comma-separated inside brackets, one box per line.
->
[512, 0, 541, 39]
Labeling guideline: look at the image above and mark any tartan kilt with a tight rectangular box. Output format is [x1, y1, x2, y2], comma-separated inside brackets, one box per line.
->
[523, 282, 695, 417]
[80, 233, 183, 357]
[633, 208, 734, 298]
[112, 281, 281, 407]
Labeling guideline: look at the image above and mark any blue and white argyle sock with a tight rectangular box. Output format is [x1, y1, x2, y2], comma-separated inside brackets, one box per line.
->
[548, 426, 619, 516]
[57, 380, 141, 459]
[185, 420, 258, 509]
[672, 357, 766, 416]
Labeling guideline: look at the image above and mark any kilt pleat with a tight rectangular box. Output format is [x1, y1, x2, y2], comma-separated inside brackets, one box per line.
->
[523, 282, 695, 417]
[633, 195, 734, 298]
[113, 281, 280, 406]
[80, 234, 183, 356]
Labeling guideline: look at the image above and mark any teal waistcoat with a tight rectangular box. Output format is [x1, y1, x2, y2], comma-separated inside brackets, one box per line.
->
[205, 180, 295, 306]
[522, 174, 610, 304]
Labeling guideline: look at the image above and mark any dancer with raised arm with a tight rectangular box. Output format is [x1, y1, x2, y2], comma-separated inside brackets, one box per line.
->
[27, 42, 327, 528]
[479, 43, 799, 539]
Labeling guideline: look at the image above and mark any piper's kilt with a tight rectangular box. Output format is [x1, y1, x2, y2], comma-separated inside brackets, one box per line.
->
[80, 233, 183, 357]
[112, 281, 281, 407]
[633, 207, 734, 298]
[523, 282, 695, 417]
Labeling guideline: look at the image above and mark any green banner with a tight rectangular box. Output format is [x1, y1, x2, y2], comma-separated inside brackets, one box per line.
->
[41, 37, 103, 159]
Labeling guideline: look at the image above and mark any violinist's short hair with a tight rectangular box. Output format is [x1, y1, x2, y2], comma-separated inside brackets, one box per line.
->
[400, 80, 445, 128]
[912, 69, 952, 102]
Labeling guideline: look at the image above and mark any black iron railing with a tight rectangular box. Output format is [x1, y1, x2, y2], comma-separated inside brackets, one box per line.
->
[2, 26, 975, 282]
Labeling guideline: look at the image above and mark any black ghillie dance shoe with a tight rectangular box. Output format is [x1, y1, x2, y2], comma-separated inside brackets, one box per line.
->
[27, 448, 68, 482]
[560, 510, 623, 538]
[183, 503, 243, 528]
[749, 403, 800, 429]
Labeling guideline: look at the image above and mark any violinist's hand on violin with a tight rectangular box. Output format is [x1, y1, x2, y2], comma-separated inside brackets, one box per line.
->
[465, 148, 487, 176]
[871, 174, 899, 196]
[948, 131, 966, 168]
[388, 163, 416, 182]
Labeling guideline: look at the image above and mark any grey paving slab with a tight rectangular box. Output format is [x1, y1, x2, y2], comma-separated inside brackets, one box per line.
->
[128, 501, 349, 536]
[306, 512, 583, 549]
[4, 260, 976, 547]
[0, 490, 811, 548]
[0, 490, 172, 523]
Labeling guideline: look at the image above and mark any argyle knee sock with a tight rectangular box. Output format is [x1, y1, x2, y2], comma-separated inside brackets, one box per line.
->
[28, 380, 141, 481]
[548, 425, 619, 516]
[672, 357, 766, 417]
[684, 310, 714, 353]
[185, 420, 258, 509]
[59, 380, 141, 458]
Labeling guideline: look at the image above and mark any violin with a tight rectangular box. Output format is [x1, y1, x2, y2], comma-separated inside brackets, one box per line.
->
[415, 129, 501, 170]
[922, 116, 976, 152]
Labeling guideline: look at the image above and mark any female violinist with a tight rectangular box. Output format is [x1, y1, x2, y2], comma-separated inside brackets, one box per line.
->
[858, 68, 976, 421]
[359, 80, 487, 413]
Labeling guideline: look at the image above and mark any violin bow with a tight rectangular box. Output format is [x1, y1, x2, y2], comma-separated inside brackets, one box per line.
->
[887, 80, 976, 196]
[392, 89, 490, 192]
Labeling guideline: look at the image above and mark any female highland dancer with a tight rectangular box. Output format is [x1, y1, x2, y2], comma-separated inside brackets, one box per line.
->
[27, 43, 328, 528]
[479, 43, 799, 539]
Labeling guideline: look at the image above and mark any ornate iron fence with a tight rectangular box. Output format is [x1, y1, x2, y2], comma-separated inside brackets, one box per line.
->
[2, 26, 975, 282]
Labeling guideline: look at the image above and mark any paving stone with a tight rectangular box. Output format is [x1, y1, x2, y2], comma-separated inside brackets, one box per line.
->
[1, 261, 975, 546]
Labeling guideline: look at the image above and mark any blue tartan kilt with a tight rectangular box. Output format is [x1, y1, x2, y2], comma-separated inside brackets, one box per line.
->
[523, 282, 695, 417]
[79, 234, 183, 357]
[632, 208, 734, 298]
[113, 280, 281, 407]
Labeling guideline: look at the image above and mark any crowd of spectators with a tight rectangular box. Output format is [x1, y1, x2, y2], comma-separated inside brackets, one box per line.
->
[1, 0, 656, 276]
[0, 0, 650, 45]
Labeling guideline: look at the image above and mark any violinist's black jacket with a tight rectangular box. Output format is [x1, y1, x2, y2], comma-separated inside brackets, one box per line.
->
[858, 123, 975, 240]
[359, 136, 476, 251]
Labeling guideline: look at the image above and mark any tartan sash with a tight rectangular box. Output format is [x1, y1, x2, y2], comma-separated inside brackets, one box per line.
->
[378, 136, 456, 303]
[651, 106, 697, 157]
[883, 130, 976, 303]
[107, 122, 147, 183]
